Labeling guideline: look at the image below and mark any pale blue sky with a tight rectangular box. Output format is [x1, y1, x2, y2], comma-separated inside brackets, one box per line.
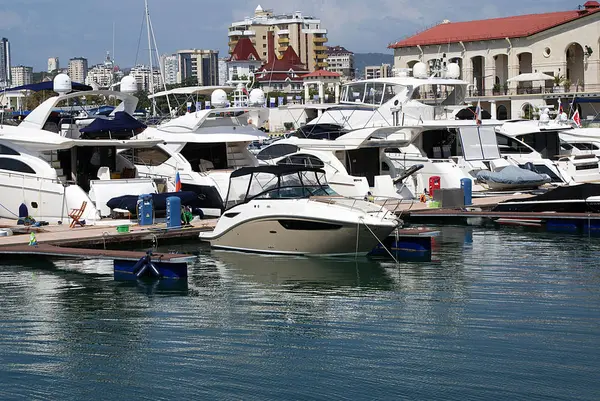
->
[0, 0, 573, 70]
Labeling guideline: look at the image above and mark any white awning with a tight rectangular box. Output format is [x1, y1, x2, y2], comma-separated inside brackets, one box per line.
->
[148, 86, 235, 99]
[507, 72, 555, 83]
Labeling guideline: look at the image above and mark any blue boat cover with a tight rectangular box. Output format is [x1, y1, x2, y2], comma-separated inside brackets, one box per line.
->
[106, 191, 204, 216]
[476, 165, 551, 186]
[79, 112, 147, 139]
[6, 81, 93, 92]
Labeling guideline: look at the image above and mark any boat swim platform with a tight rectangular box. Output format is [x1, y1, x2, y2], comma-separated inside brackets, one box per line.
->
[0, 218, 218, 248]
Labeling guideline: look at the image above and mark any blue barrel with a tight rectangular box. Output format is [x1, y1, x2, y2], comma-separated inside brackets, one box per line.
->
[137, 194, 154, 226]
[460, 178, 472, 206]
[166, 196, 181, 229]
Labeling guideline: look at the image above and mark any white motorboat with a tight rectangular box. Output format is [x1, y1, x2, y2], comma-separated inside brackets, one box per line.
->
[0, 75, 166, 223]
[199, 165, 400, 256]
[132, 88, 269, 215]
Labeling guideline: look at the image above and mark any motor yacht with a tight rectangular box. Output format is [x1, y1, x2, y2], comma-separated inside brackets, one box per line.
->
[255, 127, 417, 200]
[199, 165, 400, 256]
[132, 87, 269, 215]
[0, 75, 172, 223]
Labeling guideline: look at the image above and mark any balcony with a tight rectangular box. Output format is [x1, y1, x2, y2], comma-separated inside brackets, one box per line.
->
[303, 28, 327, 34]
[278, 37, 290, 44]
[315, 52, 328, 59]
[228, 30, 243, 37]
[313, 36, 328, 43]
[278, 46, 288, 52]
[317, 61, 329, 68]
[228, 40, 238, 47]
[314, 45, 328, 51]
[278, 29, 290, 35]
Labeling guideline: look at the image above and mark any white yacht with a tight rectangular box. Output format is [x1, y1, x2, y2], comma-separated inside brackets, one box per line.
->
[199, 166, 400, 256]
[255, 127, 417, 200]
[133, 89, 269, 215]
[497, 118, 600, 184]
[0, 76, 164, 223]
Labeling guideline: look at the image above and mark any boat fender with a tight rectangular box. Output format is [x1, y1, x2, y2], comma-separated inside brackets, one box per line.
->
[28, 232, 38, 246]
[247, 118, 253, 125]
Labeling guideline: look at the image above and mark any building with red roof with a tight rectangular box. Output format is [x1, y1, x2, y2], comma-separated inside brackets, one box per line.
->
[226, 37, 263, 85]
[390, 2, 600, 120]
[254, 46, 309, 94]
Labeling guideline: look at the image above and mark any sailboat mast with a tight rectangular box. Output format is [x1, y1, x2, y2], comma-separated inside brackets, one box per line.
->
[145, 0, 156, 116]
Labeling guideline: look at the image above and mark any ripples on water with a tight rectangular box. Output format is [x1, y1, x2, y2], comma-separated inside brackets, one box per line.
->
[1, 227, 600, 400]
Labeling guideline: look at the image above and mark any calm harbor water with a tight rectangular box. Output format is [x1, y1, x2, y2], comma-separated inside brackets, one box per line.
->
[1, 226, 600, 400]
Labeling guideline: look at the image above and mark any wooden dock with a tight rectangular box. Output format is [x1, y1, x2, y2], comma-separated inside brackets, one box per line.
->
[0, 243, 195, 263]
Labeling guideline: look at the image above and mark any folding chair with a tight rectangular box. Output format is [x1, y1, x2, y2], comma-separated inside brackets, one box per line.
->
[69, 201, 87, 228]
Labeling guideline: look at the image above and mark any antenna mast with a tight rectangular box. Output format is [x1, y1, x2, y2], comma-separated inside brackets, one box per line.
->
[145, 0, 156, 116]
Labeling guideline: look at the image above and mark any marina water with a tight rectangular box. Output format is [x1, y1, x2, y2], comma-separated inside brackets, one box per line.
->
[1, 226, 600, 400]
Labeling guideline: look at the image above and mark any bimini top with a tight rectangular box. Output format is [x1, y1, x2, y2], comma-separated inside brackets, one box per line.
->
[230, 165, 325, 178]
[6, 81, 93, 92]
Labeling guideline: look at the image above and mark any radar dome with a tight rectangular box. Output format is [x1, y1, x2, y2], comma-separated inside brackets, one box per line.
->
[120, 75, 138, 94]
[211, 89, 228, 108]
[248, 88, 265, 106]
[412, 62, 428, 79]
[446, 63, 461, 79]
[53, 74, 72, 95]
[560, 112, 568, 122]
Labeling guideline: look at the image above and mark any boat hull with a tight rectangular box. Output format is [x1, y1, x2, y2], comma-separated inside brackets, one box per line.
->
[202, 217, 397, 256]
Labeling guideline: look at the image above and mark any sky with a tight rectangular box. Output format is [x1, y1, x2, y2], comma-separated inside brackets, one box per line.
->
[0, 0, 576, 71]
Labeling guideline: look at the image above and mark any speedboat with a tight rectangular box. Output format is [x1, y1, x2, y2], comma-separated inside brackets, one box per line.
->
[199, 165, 400, 256]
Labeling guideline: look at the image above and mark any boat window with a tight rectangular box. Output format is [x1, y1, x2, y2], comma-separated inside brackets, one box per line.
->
[0, 144, 19, 156]
[382, 84, 403, 103]
[571, 142, 599, 151]
[278, 220, 342, 230]
[345, 83, 366, 103]
[181, 142, 228, 171]
[121, 147, 171, 167]
[364, 82, 385, 105]
[496, 133, 532, 154]
[277, 154, 325, 168]
[257, 144, 299, 161]
[0, 157, 35, 174]
[412, 84, 466, 105]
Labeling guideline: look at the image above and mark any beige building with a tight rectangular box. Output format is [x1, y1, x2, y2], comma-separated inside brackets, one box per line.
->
[10, 65, 32, 87]
[364, 64, 391, 80]
[47, 57, 59, 73]
[325, 46, 355, 79]
[176, 49, 219, 86]
[68, 57, 88, 83]
[228, 5, 328, 71]
[390, 2, 600, 120]
[129, 65, 163, 93]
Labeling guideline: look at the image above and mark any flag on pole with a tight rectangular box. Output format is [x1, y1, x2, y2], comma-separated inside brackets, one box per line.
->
[175, 171, 182, 192]
[573, 109, 581, 127]
[475, 100, 482, 126]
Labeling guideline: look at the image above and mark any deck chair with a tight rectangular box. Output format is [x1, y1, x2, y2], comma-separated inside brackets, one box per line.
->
[69, 201, 87, 228]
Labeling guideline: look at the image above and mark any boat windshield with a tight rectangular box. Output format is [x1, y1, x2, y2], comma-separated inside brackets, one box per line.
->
[225, 167, 336, 209]
[410, 83, 466, 106]
[340, 82, 406, 105]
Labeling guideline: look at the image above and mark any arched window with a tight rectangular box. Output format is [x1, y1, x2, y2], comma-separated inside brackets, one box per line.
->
[497, 105, 508, 120]
[0, 158, 36, 174]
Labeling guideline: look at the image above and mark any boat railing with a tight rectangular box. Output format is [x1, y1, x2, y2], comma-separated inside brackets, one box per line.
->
[311, 195, 404, 220]
[0, 169, 71, 186]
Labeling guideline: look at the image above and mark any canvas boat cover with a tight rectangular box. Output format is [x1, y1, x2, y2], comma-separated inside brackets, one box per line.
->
[476, 165, 551, 187]
[79, 112, 147, 139]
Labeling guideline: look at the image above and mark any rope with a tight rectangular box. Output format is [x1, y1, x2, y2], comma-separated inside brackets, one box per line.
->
[355, 219, 360, 260]
[0, 201, 19, 218]
[361, 217, 400, 264]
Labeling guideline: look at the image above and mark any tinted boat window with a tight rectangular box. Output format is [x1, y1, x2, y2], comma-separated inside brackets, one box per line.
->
[257, 144, 299, 161]
[0, 144, 19, 155]
[277, 154, 325, 168]
[0, 158, 35, 174]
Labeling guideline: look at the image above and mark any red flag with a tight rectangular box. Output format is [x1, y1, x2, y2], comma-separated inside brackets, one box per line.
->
[573, 109, 581, 127]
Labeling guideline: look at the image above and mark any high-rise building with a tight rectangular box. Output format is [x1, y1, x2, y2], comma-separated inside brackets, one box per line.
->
[48, 57, 59, 73]
[68, 57, 88, 83]
[159, 54, 178, 85]
[86, 53, 115, 88]
[176, 49, 219, 86]
[0, 38, 12, 88]
[129, 65, 162, 92]
[325, 46, 354, 79]
[10, 66, 33, 87]
[364, 64, 391, 80]
[218, 58, 229, 86]
[228, 5, 328, 72]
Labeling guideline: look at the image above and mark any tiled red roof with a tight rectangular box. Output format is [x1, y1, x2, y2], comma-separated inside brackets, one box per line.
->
[228, 37, 261, 62]
[389, 6, 600, 48]
[255, 46, 308, 81]
[301, 70, 341, 78]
